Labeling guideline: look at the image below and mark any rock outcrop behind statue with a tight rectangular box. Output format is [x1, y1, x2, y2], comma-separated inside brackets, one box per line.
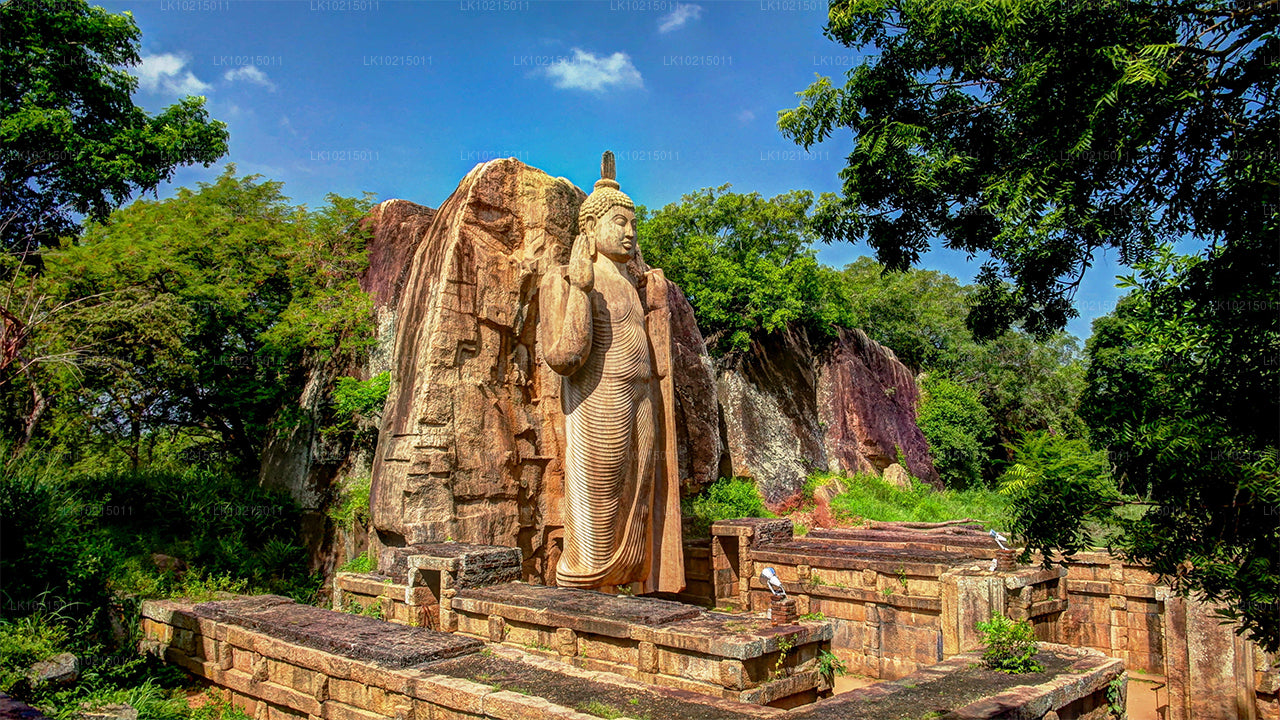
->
[370, 159, 720, 583]
[718, 325, 939, 504]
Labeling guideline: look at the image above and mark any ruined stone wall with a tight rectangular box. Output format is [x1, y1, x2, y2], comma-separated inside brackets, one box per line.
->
[1060, 552, 1278, 720]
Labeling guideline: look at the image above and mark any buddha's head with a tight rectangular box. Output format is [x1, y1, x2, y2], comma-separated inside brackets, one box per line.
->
[578, 151, 636, 263]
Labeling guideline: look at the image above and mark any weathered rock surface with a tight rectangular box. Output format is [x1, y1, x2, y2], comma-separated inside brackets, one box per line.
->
[718, 325, 938, 503]
[882, 463, 912, 490]
[27, 653, 78, 687]
[370, 158, 720, 583]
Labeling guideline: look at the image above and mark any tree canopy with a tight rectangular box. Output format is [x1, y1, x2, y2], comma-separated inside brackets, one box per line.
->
[780, 0, 1278, 339]
[638, 185, 851, 354]
[1, 168, 375, 471]
[1, 0, 228, 253]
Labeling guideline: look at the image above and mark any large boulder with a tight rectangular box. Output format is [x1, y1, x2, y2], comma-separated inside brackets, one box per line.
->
[369, 158, 720, 583]
[718, 325, 938, 504]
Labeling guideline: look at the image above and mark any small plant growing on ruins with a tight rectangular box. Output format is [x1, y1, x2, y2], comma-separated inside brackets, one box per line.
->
[342, 598, 383, 620]
[896, 564, 909, 591]
[798, 611, 826, 622]
[816, 649, 848, 683]
[976, 614, 1042, 674]
[1106, 674, 1126, 718]
[772, 636, 796, 678]
[329, 476, 372, 534]
[337, 551, 375, 574]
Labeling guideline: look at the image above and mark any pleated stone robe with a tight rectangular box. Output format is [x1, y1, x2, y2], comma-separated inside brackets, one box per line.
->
[538, 255, 684, 594]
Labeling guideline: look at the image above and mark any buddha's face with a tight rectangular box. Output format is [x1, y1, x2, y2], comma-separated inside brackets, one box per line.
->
[592, 206, 637, 263]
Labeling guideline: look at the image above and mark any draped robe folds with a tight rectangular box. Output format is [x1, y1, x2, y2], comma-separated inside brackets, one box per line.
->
[539, 262, 684, 594]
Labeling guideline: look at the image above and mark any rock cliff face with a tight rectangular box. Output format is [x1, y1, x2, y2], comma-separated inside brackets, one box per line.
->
[718, 326, 939, 503]
[368, 159, 720, 583]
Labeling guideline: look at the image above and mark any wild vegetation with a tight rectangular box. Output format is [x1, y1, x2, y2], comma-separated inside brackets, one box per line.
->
[780, 0, 1278, 650]
[2, 3, 1274, 718]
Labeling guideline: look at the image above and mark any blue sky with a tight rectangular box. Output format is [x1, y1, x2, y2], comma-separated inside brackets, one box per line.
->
[102, 0, 1131, 340]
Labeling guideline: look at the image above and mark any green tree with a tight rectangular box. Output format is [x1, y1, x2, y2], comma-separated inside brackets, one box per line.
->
[957, 332, 1088, 447]
[834, 256, 972, 373]
[999, 430, 1118, 562]
[1077, 245, 1279, 651]
[639, 186, 851, 354]
[780, 0, 1277, 339]
[1, 0, 228, 253]
[916, 374, 994, 488]
[1, 168, 375, 470]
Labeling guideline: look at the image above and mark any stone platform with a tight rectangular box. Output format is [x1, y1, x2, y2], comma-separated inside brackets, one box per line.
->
[141, 594, 1125, 720]
[710, 518, 1068, 680]
[450, 582, 835, 706]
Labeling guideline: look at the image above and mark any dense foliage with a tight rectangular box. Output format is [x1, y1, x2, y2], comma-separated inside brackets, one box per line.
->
[0, 448, 317, 716]
[781, 0, 1277, 340]
[638, 186, 849, 354]
[0, 0, 228, 253]
[1, 168, 375, 470]
[1081, 247, 1278, 651]
[641, 190, 1089, 486]
[999, 430, 1118, 560]
[916, 374, 995, 488]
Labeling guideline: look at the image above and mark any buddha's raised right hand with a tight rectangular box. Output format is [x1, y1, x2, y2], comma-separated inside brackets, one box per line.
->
[569, 232, 595, 293]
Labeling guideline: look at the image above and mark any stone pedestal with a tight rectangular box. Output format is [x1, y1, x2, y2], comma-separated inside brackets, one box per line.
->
[771, 597, 798, 626]
[995, 549, 1016, 571]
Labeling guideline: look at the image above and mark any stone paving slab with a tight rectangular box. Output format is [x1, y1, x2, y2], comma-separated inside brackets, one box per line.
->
[190, 595, 481, 668]
[424, 645, 783, 720]
[787, 644, 1122, 720]
[752, 539, 974, 573]
[456, 582, 703, 631]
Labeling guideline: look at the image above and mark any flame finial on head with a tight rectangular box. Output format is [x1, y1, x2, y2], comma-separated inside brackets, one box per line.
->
[579, 150, 633, 229]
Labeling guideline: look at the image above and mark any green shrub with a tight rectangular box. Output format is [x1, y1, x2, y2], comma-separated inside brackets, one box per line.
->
[682, 477, 773, 536]
[976, 614, 1043, 674]
[0, 612, 69, 694]
[999, 430, 1118, 561]
[339, 552, 376, 574]
[917, 374, 996, 488]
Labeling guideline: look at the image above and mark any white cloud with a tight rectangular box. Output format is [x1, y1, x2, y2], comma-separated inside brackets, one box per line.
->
[279, 115, 299, 137]
[542, 49, 643, 92]
[223, 65, 276, 91]
[134, 54, 211, 96]
[737, 109, 756, 123]
[658, 3, 703, 33]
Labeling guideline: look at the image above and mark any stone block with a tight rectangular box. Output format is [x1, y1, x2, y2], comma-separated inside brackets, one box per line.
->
[637, 641, 657, 674]
[555, 628, 577, 657]
[719, 659, 746, 690]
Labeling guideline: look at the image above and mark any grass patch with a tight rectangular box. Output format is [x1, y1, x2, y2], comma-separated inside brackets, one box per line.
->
[682, 477, 773, 537]
[821, 472, 1008, 530]
[578, 700, 625, 718]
